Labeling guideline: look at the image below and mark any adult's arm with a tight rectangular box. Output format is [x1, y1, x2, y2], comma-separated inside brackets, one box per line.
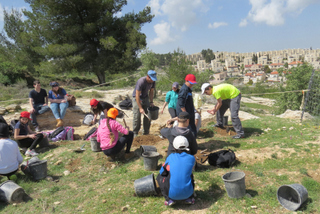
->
[160, 127, 171, 139]
[177, 88, 188, 112]
[208, 98, 222, 115]
[44, 95, 48, 106]
[29, 98, 35, 113]
[135, 90, 145, 114]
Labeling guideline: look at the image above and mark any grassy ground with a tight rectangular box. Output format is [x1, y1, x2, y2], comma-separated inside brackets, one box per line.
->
[1, 116, 320, 213]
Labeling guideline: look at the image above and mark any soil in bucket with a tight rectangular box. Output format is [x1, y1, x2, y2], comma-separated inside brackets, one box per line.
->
[147, 106, 159, 120]
[134, 173, 159, 197]
[222, 171, 246, 198]
[140, 145, 157, 156]
[277, 184, 308, 211]
[0, 180, 26, 203]
[142, 151, 160, 171]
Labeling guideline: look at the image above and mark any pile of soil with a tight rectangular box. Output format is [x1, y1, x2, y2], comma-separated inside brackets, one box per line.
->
[132, 135, 163, 146]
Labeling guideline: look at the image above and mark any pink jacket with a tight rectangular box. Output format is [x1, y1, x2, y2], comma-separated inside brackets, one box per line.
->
[97, 118, 128, 150]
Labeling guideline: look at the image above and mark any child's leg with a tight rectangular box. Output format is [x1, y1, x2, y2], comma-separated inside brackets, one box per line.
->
[118, 131, 134, 153]
[29, 133, 44, 150]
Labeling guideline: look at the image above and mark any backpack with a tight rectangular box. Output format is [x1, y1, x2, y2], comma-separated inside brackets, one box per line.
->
[207, 149, 236, 168]
[48, 126, 65, 139]
[67, 94, 76, 107]
[64, 126, 74, 141]
[119, 97, 132, 110]
[83, 113, 94, 125]
[10, 119, 19, 131]
[50, 129, 67, 142]
[83, 127, 97, 140]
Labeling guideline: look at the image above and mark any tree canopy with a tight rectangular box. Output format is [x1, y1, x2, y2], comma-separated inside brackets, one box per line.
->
[1, 0, 154, 84]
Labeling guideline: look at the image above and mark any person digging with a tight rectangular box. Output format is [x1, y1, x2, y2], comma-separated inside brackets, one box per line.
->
[201, 83, 245, 139]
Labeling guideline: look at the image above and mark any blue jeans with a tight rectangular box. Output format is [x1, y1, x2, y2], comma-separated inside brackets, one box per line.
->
[31, 104, 51, 127]
[50, 102, 69, 119]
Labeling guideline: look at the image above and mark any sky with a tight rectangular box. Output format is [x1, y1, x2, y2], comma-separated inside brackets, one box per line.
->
[1, 0, 320, 55]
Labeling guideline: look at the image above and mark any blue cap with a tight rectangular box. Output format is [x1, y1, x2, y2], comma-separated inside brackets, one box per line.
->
[147, 70, 157, 81]
[50, 81, 59, 87]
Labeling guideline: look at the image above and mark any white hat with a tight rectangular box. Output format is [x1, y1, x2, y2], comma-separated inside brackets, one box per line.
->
[201, 83, 211, 94]
[173, 136, 190, 151]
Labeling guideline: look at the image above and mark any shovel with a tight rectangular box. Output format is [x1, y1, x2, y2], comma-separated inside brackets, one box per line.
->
[74, 143, 86, 153]
[143, 112, 151, 121]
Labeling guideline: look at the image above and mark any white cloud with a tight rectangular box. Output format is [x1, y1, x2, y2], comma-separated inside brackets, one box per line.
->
[208, 22, 228, 29]
[242, 0, 318, 26]
[150, 22, 175, 45]
[148, 0, 208, 32]
[239, 19, 248, 27]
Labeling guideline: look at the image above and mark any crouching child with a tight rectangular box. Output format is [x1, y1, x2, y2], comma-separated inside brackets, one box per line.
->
[156, 135, 195, 206]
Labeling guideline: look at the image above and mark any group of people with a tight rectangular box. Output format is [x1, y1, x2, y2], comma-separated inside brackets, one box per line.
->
[0, 70, 245, 207]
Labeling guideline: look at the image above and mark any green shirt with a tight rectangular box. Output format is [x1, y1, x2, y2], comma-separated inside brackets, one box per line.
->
[165, 90, 179, 109]
[212, 84, 240, 100]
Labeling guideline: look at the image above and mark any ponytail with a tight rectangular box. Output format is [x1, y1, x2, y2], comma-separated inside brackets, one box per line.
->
[106, 117, 115, 143]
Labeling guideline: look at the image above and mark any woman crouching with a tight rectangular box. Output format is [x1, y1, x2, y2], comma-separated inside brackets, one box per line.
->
[97, 108, 134, 160]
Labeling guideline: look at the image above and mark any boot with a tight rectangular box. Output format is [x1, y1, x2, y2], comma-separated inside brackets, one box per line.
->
[56, 119, 64, 127]
[124, 152, 135, 160]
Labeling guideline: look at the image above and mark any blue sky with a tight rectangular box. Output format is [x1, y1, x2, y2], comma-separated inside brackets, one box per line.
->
[1, 0, 320, 55]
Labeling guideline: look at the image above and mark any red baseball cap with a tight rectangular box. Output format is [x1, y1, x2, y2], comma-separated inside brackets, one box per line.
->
[20, 111, 31, 120]
[185, 74, 197, 84]
[90, 99, 99, 107]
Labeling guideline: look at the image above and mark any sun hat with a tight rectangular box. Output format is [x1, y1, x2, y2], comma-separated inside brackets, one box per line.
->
[173, 136, 190, 151]
[147, 70, 157, 81]
[90, 99, 99, 107]
[20, 111, 31, 120]
[107, 108, 119, 119]
[185, 74, 197, 84]
[49, 81, 59, 87]
[201, 83, 211, 94]
[172, 82, 179, 88]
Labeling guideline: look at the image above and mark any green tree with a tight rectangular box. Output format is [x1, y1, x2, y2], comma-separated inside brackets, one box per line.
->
[264, 65, 272, 73]
[201, 49, 215, 63]
[0, 9, 44, 85]
[277, 64, 313, 113]
[284, 62, 288, 69]
[13, 0, 154, 84]
[140, 48, 159, 73]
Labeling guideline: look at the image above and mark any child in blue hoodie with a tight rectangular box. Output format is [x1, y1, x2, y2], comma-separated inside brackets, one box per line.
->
[156, 135, 196, 206]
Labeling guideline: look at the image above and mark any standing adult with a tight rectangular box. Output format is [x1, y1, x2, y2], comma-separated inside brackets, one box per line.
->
[176, 74, 197, 138]
[132, 70, 157, 137]
[29, 80, 50, 131]
[0, 123, 23, 180]
[48, 81, 68, 127]
[160, 82, 179, 118]
[201, 83, 245, 139]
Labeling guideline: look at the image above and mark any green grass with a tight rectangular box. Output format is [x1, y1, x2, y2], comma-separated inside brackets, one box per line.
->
[1, 115, 320, 213]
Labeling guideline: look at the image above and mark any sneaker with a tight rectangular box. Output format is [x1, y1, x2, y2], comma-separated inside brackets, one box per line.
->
[25, 149, 39, 157]
[212, 124, 224, 128]
[232, 134, 245, 139]
[107, 155, 116, 161]
[35, 126, 40, 132]
[185, 197, 195, 205]
[164, 199, 176, 206]
[20, 147, 28, 153]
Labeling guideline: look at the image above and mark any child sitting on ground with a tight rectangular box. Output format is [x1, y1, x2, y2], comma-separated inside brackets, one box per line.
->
[0, 123, 23, 180]
[97, 108, 134, 160]
[14, 111, 44, 156]
[156, 135, 196, 206]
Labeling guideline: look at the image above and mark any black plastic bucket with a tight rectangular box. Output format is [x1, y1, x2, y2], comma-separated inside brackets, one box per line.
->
[0, 181, 26, 203]
[222, 171, 246, 198]
[21, 157, 48, 180]
[142, 151, 159, 171]
[277, 184, 308, 211]
[90, 137, 101, 152]
[147, 106, 159, 120]
[140, 145, 157, 156]
[223, 116, 229, 126]
[134, 173, 158, 197]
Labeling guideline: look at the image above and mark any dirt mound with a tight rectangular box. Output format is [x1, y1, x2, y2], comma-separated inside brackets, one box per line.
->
[132, 135, 163, 146]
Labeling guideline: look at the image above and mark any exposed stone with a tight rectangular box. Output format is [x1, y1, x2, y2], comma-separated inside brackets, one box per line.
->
[0, 107, 6, 115]
[5, 104, 21, 112]
[157, 90, 162, 96]
[63, 170, 71, 176]
[277, 109, 313, 120]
